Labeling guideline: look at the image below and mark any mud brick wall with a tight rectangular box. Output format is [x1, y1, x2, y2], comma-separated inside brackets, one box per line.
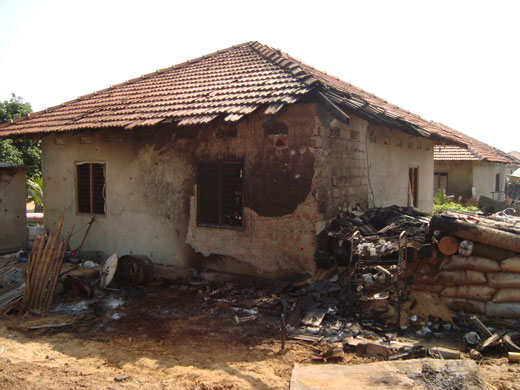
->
[409, 254, 520, 319]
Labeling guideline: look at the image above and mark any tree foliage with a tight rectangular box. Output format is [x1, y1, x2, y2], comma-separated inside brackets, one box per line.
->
[0, 93, 41, 178]
[0, 93, 32, 123]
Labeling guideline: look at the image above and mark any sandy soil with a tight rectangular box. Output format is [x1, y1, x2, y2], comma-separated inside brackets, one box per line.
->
[0, 280, 518, 390]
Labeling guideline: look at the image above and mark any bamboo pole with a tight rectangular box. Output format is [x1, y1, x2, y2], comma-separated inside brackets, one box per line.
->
[29, 232, 57, 310]
[42, 227, 73, 311]
[24, 214, 67, 313]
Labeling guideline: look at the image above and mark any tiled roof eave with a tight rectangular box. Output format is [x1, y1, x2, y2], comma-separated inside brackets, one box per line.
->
[0, 41, 506, 156]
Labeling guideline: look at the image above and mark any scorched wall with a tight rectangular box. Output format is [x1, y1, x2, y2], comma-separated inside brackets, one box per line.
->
[42, 103, 320, 278]
[41, 101, 437, 279]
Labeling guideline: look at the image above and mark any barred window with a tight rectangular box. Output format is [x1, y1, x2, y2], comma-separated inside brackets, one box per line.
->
[197, 162, 243, 228]
[76, 163, 106, 215]
[434, 172, 448, 193]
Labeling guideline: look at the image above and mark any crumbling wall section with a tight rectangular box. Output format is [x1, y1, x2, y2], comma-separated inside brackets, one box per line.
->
[0, 166, 27, 252]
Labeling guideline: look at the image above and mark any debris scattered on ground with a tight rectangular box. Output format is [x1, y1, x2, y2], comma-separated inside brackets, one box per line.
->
[0, 250, 25, 313]
[290, 359, 488, 390]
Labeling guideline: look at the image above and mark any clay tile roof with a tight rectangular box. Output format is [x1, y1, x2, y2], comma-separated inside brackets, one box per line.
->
[433, 145, 480, 161]
[432, 123, 514, 164]
[0, 41, 488, 148]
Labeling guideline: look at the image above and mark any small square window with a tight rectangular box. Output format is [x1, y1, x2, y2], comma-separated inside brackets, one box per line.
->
[198, 162, 243, 228]
[76, 163, 106, 215]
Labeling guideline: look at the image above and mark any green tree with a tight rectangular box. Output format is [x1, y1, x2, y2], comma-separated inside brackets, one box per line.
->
[0, 93, 32, 122]
[0, 93, 41, 178]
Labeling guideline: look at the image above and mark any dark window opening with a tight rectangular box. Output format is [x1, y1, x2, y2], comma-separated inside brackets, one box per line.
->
[495, 173, 501, 192]
[77, 163, 106, 215]
[198, 162, 243, 228]
[409, 167, 418, 207]
[434, 172, 448, 193]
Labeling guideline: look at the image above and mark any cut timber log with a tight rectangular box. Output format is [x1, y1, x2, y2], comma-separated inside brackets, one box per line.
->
[430, 215, 520, 253]
[438, 235, 459, 255]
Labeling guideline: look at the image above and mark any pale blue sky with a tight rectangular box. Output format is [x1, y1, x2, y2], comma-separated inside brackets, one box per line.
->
[1, 0, 519, 153]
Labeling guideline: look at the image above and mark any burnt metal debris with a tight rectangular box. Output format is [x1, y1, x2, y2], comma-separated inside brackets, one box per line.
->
[1, 205, 519, 366]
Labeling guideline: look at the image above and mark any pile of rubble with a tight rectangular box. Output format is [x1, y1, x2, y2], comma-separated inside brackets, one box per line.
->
[317, 205, 430, 266]
[0, 251, 25, 313]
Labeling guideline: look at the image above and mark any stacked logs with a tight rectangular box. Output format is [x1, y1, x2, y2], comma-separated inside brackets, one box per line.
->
[22, 215, 72, 313]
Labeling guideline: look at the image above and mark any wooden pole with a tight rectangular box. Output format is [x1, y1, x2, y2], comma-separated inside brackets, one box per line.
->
[430, 215, 520, 253]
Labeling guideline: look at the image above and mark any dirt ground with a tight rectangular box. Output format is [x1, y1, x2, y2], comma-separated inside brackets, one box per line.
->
[0, 280, 518, 390]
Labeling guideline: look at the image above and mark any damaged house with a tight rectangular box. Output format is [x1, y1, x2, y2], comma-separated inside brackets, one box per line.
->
[433, 129, 519, 203]
[0, 42, 463, 279]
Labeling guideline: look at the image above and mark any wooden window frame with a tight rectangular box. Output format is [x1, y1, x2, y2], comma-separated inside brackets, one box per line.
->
[197, 161, 244, 229]
[75, 161, 106, 216]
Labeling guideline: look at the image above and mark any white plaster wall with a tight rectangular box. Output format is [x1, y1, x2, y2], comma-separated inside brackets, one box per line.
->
[42, 130, 194, 267]
[0, 167, 28, 252]
[473, 162, 508, 201]
[366, 126, 434, 212]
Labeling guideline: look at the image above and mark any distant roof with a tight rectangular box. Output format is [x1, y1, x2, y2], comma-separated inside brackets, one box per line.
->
[433, 145, 479, 161]
[509, 151, 520, 161]
[0, 42, 475, 146]
[433, 127, 517, 164]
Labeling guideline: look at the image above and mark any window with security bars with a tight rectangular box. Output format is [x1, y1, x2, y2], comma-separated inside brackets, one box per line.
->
[434, 172, 448, 193]
[197, 162, 243, 228]
[76, 163, 106, 215]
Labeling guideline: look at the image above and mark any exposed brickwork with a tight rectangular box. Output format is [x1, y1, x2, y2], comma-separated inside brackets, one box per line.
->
[313, 105, 370, 221]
